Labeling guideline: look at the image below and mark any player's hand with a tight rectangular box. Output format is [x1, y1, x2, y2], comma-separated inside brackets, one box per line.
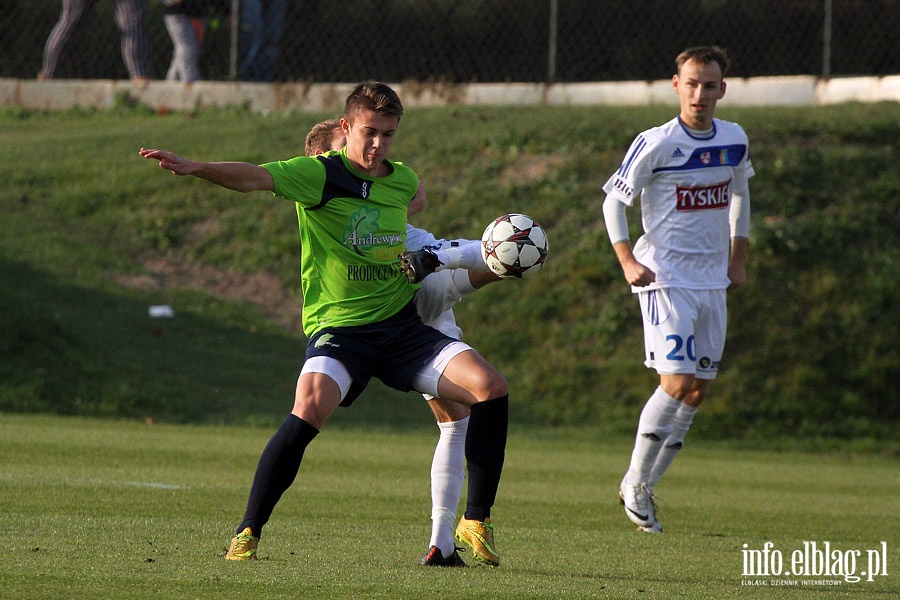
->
[727, 262, 747, 292]
[139, 148, 197, 176]
[622, 257, 655, 287]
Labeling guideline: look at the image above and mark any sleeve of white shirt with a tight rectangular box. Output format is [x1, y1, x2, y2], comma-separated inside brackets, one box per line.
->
[601, 133, 652, 207]
[729, 158, 753, 239]
[405, 224, 439, 251]
[729, 179, 750, 239]
[602, 195, 630, 245]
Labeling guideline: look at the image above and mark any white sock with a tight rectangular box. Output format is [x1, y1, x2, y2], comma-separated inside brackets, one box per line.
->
[648, 402, 697, 491]
[434, 241, 489, 272]
[430, 416, 468, 555]
[624, 387, 681, 485]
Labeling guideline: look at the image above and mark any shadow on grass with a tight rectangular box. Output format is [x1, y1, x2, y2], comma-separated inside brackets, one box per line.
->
[0, 257, 437, 431]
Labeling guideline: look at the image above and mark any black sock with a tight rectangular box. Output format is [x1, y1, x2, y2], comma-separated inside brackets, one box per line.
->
[237, 414, 319, 537]
[464, 395, 509, 521]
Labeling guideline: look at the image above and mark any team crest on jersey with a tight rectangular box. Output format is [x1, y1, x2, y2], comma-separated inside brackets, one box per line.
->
[700, 151, 711, 165]
[342, 207, 403, 256]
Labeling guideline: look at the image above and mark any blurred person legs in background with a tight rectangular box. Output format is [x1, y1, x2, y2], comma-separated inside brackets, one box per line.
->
[238, 0, 288, 81]
[163, 9, 202, 81]
[162, 1, 230, 82]
[39, 0, 150, 81]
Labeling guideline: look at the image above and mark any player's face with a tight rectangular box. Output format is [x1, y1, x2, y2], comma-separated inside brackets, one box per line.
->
[341, 108, 399, 177]
[673, 58, 726, 130]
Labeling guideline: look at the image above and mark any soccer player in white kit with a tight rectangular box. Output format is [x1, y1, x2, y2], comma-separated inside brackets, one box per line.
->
[404, 221, 500, 566]
[601, 46, 753, 533]
[305, 120, 501, 565]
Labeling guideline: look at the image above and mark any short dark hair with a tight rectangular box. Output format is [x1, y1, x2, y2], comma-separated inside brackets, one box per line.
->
[305, 118, 342, 156]
[676, 46, 730, 77]
[343, 81, 404, 122]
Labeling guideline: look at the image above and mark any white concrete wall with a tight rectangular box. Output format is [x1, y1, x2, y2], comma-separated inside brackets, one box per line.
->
[1, 75, 898, 113]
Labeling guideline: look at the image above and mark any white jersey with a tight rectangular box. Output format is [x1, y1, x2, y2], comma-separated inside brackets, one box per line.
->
[406, 224, 441, 252]
[405, 224, 473, 341]
[603, 116, 754, 290]
[406, 224, 473, 255]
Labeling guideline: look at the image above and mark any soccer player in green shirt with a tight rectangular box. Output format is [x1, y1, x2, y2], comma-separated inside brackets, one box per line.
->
[305, 118, 496, 567]
[140, 81, 508, 567]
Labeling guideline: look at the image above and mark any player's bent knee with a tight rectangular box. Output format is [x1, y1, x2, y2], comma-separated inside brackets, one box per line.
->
[660, 374, 696, 400]
[474, 367, 508, 400]
[438, 353, 508, 403]
[292, 372, 343, 429]
[489, 371, 509, 398]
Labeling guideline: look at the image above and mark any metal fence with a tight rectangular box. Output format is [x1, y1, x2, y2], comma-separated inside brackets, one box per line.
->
[2, 1, 898, 84]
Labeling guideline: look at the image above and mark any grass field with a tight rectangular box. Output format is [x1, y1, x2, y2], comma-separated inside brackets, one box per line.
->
[2, 414, 896, 599]
[1, 102, 897, 598]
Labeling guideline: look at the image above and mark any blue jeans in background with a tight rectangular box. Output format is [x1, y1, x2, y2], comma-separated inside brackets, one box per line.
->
[239, 0, 289, 81]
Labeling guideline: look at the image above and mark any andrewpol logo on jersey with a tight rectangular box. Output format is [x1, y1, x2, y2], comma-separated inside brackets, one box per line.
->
[676, 180, 731, 211]
[342, 207, 403, 257]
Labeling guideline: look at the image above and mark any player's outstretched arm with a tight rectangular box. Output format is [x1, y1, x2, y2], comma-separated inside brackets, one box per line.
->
[139, 148, 274, 193]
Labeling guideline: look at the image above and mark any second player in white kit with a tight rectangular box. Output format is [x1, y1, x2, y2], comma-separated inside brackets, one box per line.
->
[602, 46, 754, 533]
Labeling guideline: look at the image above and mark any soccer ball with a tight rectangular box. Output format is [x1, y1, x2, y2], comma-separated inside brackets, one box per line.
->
[481, 213, 548, 279]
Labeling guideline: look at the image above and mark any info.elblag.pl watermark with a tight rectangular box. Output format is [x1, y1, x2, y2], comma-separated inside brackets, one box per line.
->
[741, 541, 889, 586]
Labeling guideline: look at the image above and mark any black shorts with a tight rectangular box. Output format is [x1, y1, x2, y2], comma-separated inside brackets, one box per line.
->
[304, 301, 455, 406]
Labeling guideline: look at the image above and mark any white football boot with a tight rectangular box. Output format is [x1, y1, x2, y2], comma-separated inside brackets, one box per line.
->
[619, 479, 657, 528]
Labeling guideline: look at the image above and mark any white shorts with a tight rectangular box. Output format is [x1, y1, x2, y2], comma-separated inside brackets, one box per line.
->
[414, 268, 477, 330]
[638, 287, 727, 379]
[413, 268, 478, 399]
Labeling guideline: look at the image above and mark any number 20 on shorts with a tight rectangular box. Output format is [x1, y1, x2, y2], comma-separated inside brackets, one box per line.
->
[665, 334, 696, 362]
